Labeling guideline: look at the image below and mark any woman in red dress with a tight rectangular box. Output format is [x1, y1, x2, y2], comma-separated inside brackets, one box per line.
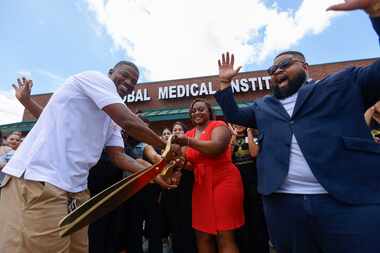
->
[177, 98, 244, 253]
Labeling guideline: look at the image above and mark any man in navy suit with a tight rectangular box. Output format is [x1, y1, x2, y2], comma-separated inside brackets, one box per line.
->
[214, 1, 380, 252]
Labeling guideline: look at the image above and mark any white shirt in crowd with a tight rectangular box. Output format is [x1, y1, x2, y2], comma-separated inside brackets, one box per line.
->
[276, 92, 328, 194]
[3, 71, 125, 192]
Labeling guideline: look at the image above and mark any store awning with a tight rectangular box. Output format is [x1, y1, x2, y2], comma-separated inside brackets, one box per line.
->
[0, 121, 37, 134]
[140, 102, 251, 122]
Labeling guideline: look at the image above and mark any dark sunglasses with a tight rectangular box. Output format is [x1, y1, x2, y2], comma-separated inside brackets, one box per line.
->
[267, 58, 304, 75]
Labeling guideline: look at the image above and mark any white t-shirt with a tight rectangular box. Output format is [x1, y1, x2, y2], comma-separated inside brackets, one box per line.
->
[276, 92, 327, 194]
[3, 71, 125, 192]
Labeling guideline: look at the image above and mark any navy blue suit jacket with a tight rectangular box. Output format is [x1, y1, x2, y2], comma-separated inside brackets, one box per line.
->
[215, 17, 380, 204]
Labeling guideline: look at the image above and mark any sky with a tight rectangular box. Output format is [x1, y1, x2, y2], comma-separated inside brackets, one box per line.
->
[0, 0, 379, 125]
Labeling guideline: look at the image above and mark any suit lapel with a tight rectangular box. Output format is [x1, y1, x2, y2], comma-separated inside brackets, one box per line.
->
[292, 81, 317, 118]
[263, 96, 290, 121]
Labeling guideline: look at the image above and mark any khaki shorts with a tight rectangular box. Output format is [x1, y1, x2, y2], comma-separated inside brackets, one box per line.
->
[0, 176, 90, 253]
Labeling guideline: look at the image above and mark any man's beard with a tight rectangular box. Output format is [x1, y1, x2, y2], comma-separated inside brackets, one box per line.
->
[272, 71, 307, 99]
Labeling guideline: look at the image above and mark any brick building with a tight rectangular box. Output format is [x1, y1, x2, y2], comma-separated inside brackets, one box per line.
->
[0, 58, 376, 135]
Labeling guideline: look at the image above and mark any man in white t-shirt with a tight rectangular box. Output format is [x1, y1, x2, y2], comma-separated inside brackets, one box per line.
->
[0, 61, 169, 253]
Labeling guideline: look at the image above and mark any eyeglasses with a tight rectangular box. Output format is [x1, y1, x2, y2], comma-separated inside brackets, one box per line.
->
[267, 58, 305, 75]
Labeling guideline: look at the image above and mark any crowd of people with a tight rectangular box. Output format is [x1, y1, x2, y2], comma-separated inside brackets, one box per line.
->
[0, 1, 380, 253]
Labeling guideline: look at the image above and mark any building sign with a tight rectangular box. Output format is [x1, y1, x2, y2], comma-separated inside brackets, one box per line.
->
[158, 82, 216, 100]
[126, 88, 151, 103]
[230, 76, 271, 93]
[126, 75, 271, 103]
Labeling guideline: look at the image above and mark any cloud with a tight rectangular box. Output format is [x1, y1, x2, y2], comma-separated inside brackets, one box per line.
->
[0, 68, 65, 126]
[86, 0, 342, 81]
[16, 70, 32, 80]
[36, 69, 65, 85]
[0, 89, 24, 125]
[16, 69, 65, 88]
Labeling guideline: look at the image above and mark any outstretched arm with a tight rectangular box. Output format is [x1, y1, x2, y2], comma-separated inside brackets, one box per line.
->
[327, 0, 380, 108]
[327, 1, 380, 43]
[143, 145, 162, 164]
[327, 0, 380, 17]
[103, 104, 165, 149]
[13, 78, 44, 118]
[107, 146, 178, 190]
[135, 158, 179, 190]
[105, 146, 148, 173]
[175, 126, 232, 156]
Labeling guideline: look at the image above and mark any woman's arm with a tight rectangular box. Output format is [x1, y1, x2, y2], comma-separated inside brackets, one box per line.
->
[187, 125, 231, 156]
[247, 128, 259, 158]
[105, 146, 147, 173]
[143, 145, 162, 164]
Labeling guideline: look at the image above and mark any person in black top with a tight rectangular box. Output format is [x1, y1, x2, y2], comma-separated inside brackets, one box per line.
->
[120, 118, 178, 253]
[229, 124, 270, 253]
[162, 121, 197, 253]
[88, 152, 125, 253]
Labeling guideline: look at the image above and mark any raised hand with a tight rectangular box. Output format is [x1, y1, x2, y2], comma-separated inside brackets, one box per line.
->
[228, 123, 238, 136]
[168, 170, 182, 185]
[372, 101, 380, 123]
[11, 77, 44, 118]
[172, 134, 189, 146]
[364, 101, 380, 126]
[218, 52, 242, 86]
[154, 174, 178, 190]
[12, 77, 33, 103]
[327, 0, 380, 16]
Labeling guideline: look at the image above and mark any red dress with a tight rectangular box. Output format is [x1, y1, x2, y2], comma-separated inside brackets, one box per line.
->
[185, 120, 244, 234]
